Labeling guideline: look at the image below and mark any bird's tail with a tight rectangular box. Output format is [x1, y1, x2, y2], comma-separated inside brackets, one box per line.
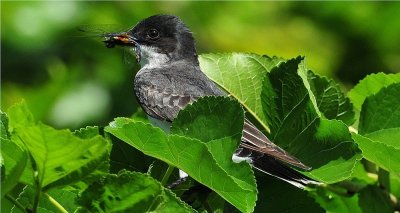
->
[251, 155, 320, 189]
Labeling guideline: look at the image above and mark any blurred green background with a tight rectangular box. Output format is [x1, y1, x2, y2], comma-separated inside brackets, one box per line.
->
[2, 1, 399, 129]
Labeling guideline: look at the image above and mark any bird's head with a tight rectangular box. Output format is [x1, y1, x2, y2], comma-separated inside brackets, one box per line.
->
[104, 15, 198, 67]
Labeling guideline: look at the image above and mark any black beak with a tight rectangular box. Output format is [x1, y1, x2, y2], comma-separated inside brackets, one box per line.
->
[103, 32, 137, 48]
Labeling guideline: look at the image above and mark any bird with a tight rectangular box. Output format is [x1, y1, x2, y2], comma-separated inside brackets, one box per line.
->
[103, 14, 318, 188]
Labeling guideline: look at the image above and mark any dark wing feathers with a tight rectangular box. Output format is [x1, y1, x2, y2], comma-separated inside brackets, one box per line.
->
[251, 155, 319, 188]
[242, 119, 312, 171]
[137, 84, 197, 121]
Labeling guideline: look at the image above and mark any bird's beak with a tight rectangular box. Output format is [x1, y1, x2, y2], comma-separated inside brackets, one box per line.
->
[103, 32, 137, 48]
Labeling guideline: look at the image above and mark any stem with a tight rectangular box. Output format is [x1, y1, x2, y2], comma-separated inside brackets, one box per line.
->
[378, 168, 390, 191]
[362, 159, 377, 174]
[161, 165, 174, 186]
[321, 184, 352, 197]
[33, 188, 41, 213]
[5, 194, 28, 213]
[43, 193, 68, 213]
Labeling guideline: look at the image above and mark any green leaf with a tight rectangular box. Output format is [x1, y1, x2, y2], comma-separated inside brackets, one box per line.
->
[262, 56, 318, 146]
[1, 111, 10, 139]
[106, 97, 257, 213]
[171, 96, 244, 142]
[306, 120, 362, 183]
[1, 139, 27, 198]
[199, 53, 285, 132]
[66, 126, 111, 189]
[77, 171, 194, 212]
[1, 111, 28, 198]
[359, 83, 400, 134]
[131, 108, 150, 123]
[74, 126, 104, 139]
[15, 123, 110, 189]
[255, 175, 324, 213]
[365, 128, 400, 148]
[358, 185, 393, 213]
[352, 133, 400, 174]
[353, 83, 400, 174]
[350, 161, 377, 185]
[348, 72, 400, 113]
[312, 187, 361, 213]
[7, 100, 35, 131]
[307, 71, 355, 125]
[261, 57, 361, 183]
[45, 188, 78, 213]
[14, 186, 78, 213]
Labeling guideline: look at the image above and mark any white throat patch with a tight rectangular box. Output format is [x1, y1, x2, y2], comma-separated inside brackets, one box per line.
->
[138, 45, 170, 69]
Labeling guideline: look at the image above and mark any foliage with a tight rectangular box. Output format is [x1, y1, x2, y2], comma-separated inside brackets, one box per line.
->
[2, 2, 400, 130]
[2, 53, 399, 212]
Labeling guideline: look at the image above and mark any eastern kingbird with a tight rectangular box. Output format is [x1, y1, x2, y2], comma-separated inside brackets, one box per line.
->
[104, 14, 317, 188]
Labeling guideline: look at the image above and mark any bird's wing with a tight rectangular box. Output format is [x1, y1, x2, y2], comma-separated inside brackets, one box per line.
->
[136, 84, 198, 121]
[135, 65, 224, 121]
[241, 119, 311, 170]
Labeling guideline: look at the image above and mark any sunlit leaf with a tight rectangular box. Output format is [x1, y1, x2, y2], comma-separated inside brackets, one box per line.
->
[353, 83, 400, 174]
[7, 100, 35, 132]
[1, 111, 29, 196]
[14, 186, 78, 213]
[8, 103, 111, 190]
[1, 138, 27, 198]
[352, 133, 400, 174]
[15, 123, 110, 189]
[348, 73, 400, 113]
[359, 83, 400, 134]
[199, 53, 285, 132]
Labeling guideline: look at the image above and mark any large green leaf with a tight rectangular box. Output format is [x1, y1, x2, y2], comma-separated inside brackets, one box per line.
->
[307, 71, 355, 125]
[5, 103, 113, 191]
[199, 53, 285, 132]
[13, 186, 78, 213]
[172, 96, 256, 204]
[171, 96, 244, 141]
[352, 83, 400, 174]
[348, 72, 400, 113]
[15, 123, 110, 189]
[1, 113, 28, 199]
[1, 139, 27, 199]
[77, 171, 194, 212]
[261, 57, 361, 183]
[306, 119, 362, 182]
[352, 133, 400, 174]
[359, 83, 400, 134]
[106, 97, 257, 213]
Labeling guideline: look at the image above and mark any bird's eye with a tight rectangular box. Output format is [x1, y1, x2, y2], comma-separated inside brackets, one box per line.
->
[147, 29, 159, 39]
